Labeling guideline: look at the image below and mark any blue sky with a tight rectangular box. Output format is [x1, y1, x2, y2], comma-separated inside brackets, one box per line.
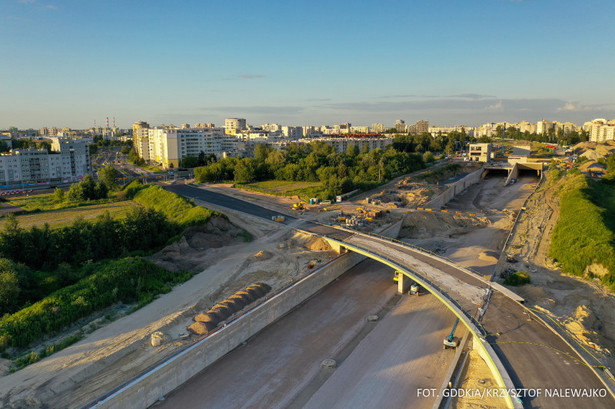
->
[1, 0, 614, 129]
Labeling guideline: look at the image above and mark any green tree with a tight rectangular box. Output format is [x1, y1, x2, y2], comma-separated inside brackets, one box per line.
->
[423, 151, 435, 163]
[67, 182, 85, 202]
[54, 188, 65, 202]
[0, 140, 10, 153]
[254, 144, 273, 163]
[346, 144, 360, 157]
[181, 156, 199, 168]
[98, 165, 119, 191]
[0, 259, 20, 314]
[234, 158, 256, 184]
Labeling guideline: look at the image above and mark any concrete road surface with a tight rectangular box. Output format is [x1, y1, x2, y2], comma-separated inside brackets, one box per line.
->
[302, 294, 461, 409]
[153, 259, 457, 409]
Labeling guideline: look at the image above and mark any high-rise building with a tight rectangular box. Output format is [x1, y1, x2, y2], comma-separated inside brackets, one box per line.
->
[225, 118, 247, 131]
[145, 127, 229, 168]
[416, 120, 429, 133]
[133, 121, 150, 160]
[0, 137, 91, 184]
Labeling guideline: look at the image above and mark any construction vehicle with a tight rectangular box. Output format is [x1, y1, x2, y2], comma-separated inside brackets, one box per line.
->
[292, 202, 305, 210]
[443, 318, 460, 349]
[410, 283, 420, 295]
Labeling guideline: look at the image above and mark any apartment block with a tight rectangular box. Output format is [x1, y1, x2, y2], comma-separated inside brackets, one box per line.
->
[0, 137, 91, 184]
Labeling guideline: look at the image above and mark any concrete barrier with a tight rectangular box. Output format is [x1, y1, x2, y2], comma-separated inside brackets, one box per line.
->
[425, 167, 484, 209]
[90, 250, 365, 409]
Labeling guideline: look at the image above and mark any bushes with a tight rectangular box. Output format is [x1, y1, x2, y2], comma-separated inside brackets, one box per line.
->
[504, 271, 531, 286]
[0, 257, 193, 351]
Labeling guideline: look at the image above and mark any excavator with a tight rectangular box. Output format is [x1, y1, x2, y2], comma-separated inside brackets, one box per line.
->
[443, 318, 460, 349]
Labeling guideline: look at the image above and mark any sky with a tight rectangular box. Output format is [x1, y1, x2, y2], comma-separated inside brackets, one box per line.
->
[1, 0, 614, 129]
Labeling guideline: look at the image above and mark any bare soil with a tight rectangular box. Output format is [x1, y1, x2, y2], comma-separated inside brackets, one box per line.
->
[0, 214, 337, 409]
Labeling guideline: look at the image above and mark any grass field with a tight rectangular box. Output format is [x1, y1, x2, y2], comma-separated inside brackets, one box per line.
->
[6, 192, 119, 212]
[0, 201, 137, 229]
[236, 180, 324, 199]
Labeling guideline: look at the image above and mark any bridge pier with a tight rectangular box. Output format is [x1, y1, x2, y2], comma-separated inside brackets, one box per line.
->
[397, 271, 410, 294]
[326, 240, 347, 255]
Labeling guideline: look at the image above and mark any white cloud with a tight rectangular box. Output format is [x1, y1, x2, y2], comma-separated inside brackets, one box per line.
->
[485, 100, 503, 111]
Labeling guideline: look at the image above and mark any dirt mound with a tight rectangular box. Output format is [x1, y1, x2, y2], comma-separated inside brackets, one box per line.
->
[252, 250, 273, 261]
[400, 211, 488, 239]
[478, 251, 499, 263]
[562, 305, 605, 352]
[150, 216, 248, 272]
[184, 217, 246, 249]
[304, 237, 332, 251]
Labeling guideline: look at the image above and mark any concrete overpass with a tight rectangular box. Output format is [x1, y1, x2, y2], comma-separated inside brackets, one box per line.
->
[320, 227, 614, 409]
[165, 184, 615, 409]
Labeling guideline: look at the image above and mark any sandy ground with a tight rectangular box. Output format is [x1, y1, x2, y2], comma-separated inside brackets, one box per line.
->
[501, 170, 615, 371]
[453, 349, 504, 409]
[399, 175, 537, 276]
[0, 212, 337, 409]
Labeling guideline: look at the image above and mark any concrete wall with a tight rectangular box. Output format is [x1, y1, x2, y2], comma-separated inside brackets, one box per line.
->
[425, 167, 484, 209]
[91, 248, 373, 408]
[89, 222, 402, 409]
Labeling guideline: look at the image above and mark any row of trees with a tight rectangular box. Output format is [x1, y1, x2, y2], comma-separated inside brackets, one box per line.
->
[481, 127, 589, 146]
[194, 141, 426, 199]
[0, 207, 179, 317]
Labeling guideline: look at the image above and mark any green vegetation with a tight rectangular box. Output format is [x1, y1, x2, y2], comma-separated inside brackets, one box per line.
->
[0, 183, 220, 360]
[132, 183, 219, 227]
[12, 334, 83, 371]
[415, 163, 462, 184]
[234, 180, 325, 200]
[504, 271, 531, 286]
[549, 173, 615, 289]
[7, 191, 118, 212]
[0, 201, 136, 230]
[0, 257, 191, 352]
[195, 141, 425, 200]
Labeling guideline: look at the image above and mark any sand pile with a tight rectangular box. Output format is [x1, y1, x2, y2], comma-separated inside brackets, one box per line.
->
[304, 237, 332, 251]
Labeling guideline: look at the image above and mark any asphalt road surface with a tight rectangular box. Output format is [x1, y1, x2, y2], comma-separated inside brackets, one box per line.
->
[154, 259, 457, 409]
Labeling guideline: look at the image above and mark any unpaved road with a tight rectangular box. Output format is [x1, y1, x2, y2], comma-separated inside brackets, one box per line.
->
[154, 259, 459, 409]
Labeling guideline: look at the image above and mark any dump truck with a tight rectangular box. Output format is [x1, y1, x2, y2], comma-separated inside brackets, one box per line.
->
[410, 283, 420, 295]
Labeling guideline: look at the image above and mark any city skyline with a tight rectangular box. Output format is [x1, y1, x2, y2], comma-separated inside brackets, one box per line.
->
[2, 0, 615, 129]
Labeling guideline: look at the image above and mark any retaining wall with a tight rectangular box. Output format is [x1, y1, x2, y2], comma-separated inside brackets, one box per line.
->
[425, 167, 484, 209]
[92, 250, 365, 409]
[90, 221, 404, 409]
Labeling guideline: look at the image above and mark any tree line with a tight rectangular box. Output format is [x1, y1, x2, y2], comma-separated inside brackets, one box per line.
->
[194, 141, 426, 199]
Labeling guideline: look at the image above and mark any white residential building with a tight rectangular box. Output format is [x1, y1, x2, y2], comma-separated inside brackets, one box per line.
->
[0, 137, 91, 184]
[297, 136, 394, 154]
[146, 127, 227, 168]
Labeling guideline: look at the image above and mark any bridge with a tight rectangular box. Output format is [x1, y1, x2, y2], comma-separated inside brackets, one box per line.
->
[165, 184, 615, 409]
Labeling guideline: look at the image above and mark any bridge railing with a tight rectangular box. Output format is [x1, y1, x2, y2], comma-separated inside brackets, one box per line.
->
[317, 220, 490, 283]
[330, 237, 488, 339]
